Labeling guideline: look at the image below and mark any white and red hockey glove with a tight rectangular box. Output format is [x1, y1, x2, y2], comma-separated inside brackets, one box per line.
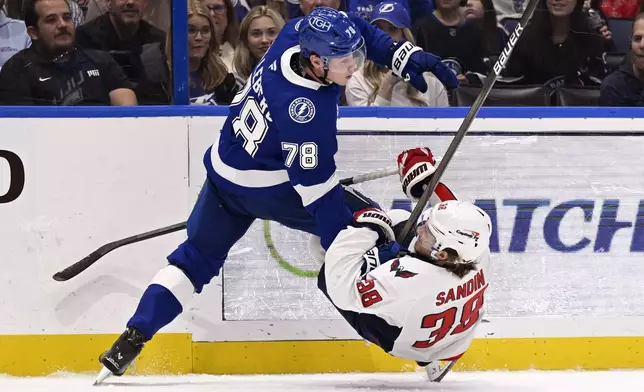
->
[397, 147, 437, 201]
[353, 208, 395, 246]
[397, 148, 458, 203]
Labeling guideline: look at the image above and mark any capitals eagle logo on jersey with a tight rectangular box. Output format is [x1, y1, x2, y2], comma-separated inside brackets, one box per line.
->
[390, 259, 418, 279]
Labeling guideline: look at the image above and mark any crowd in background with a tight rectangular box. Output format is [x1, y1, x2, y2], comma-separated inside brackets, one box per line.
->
[0, 0, 643, 106]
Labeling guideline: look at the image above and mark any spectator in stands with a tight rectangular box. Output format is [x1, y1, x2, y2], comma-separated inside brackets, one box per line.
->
[76, 0, 165, 94]
[85, 0, 171, 31]
[492, 0, 526, 20]
[346, 1, 449, 106]
[463, 0, 508, 55]
[413, 0, 489, 80]
[232, 0, 287, 22]
[68, 0, 85, 26]
[201, 0, 239, 71]
[503, 0, 606, 86]
[73, 0, 89, 17]
[227, 0, 264, 21]
[0, 0, 31, 69]
[288, 0, 341, 20]
[266, 0, 289, 21]
[345, 0, 433, 24]
[0, 0, 137, 105]
[138, 0, 237, 104]
[84, 0, 109, 21]
[584, 0, 616, 51]
[233, 5, 284, 87]
[600, 12, 644, 105]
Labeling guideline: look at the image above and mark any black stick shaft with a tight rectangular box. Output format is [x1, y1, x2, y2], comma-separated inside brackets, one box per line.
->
[52, 167, 398, 282]
[406, 0, 540, 382]
[395, 0, 539, 246]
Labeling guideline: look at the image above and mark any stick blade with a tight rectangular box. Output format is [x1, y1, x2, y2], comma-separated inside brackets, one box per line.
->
[52, 272, 68, 282]
[52, 247, 111, 282]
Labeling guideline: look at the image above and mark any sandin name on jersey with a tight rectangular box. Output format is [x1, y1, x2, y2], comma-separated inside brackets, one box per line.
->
[435, 269, 486, 306]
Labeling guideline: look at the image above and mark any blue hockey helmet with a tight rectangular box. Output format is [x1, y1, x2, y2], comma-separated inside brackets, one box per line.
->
[298, 7, 366, 73]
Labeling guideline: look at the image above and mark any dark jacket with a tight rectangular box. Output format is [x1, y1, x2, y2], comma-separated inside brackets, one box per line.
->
[503, 0, 606, 85]
[0, 45, 132, 105]
[504, 28, 607, 86]
[76, 14, 165, 85]
[413, 15, 488, 75]
[600, 61, 644, 106]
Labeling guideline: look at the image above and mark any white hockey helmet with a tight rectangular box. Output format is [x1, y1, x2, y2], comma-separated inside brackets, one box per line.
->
[417, 200, 492, 262]
[387, 209, 412, 227]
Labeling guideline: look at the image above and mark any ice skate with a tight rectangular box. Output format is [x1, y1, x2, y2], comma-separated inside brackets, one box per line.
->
[420, 360, 455, 383]
[94, 327, 146, 385]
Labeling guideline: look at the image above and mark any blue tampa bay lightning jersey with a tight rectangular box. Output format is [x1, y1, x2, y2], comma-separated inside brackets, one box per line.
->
[204, 16, 396, 249]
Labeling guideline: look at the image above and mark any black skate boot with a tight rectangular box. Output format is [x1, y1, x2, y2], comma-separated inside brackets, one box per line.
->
[94, 327, 146, 385]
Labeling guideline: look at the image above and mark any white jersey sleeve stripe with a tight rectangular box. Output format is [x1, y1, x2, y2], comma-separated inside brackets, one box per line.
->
[293, 172, 339, 206]
[210, 145, 289, 188]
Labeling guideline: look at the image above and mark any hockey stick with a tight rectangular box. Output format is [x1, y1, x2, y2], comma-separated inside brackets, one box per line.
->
[395, 0, 540, 382]
[341, 166, 398, 186]
[52, 166, 399, 282]
[396, 0, 538, 244]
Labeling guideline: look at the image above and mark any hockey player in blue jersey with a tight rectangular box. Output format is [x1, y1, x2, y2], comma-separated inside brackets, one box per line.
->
[94, 7, 458, 384]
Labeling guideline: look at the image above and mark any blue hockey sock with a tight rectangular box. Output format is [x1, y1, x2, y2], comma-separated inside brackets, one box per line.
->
[126, 265, 195, 340]
[127, 284, 182, 340]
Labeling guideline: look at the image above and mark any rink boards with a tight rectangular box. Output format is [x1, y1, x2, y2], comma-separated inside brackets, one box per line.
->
[0, 106, 643, 376]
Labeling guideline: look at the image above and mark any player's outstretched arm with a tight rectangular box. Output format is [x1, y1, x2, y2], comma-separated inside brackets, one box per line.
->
[349, 16, 459, 92]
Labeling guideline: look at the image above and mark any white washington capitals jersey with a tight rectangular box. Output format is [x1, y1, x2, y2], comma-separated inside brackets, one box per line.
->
[323, 226, 490, 362]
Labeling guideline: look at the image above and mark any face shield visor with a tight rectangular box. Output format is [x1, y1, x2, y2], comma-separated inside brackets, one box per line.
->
[413, 209, 442, 259]
[413, 219, 438, 258]
[323, 38, 366, 75]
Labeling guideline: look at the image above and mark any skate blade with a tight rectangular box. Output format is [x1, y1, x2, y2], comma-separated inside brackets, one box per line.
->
[93, 366, 113, 386]
[427, 360, 456, 383]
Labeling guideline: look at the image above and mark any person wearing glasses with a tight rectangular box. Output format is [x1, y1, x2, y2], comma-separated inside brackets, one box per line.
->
[201, 0, 240, 71]
[136, 0, 238, 104]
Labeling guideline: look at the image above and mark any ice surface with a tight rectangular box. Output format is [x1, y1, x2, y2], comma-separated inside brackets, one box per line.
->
[2, 371, 643, 392]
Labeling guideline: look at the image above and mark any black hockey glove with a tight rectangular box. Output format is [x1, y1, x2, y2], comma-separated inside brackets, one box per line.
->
[360, 240, 402, 275]
[387, 41, 459, 92]
[353, 208, 395, 246]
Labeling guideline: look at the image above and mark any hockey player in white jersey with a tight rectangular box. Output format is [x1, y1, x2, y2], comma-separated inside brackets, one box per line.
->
[319, 148, 493, 382]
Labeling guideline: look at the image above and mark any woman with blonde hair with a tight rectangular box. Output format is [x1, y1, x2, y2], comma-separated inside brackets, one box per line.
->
[233, 6, 285, 86]
[138, 0, 237, 104]
[345, 1, 449, 107]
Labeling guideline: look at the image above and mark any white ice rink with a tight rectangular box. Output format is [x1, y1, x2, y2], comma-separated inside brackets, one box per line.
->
[2, 371, 643, 392]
